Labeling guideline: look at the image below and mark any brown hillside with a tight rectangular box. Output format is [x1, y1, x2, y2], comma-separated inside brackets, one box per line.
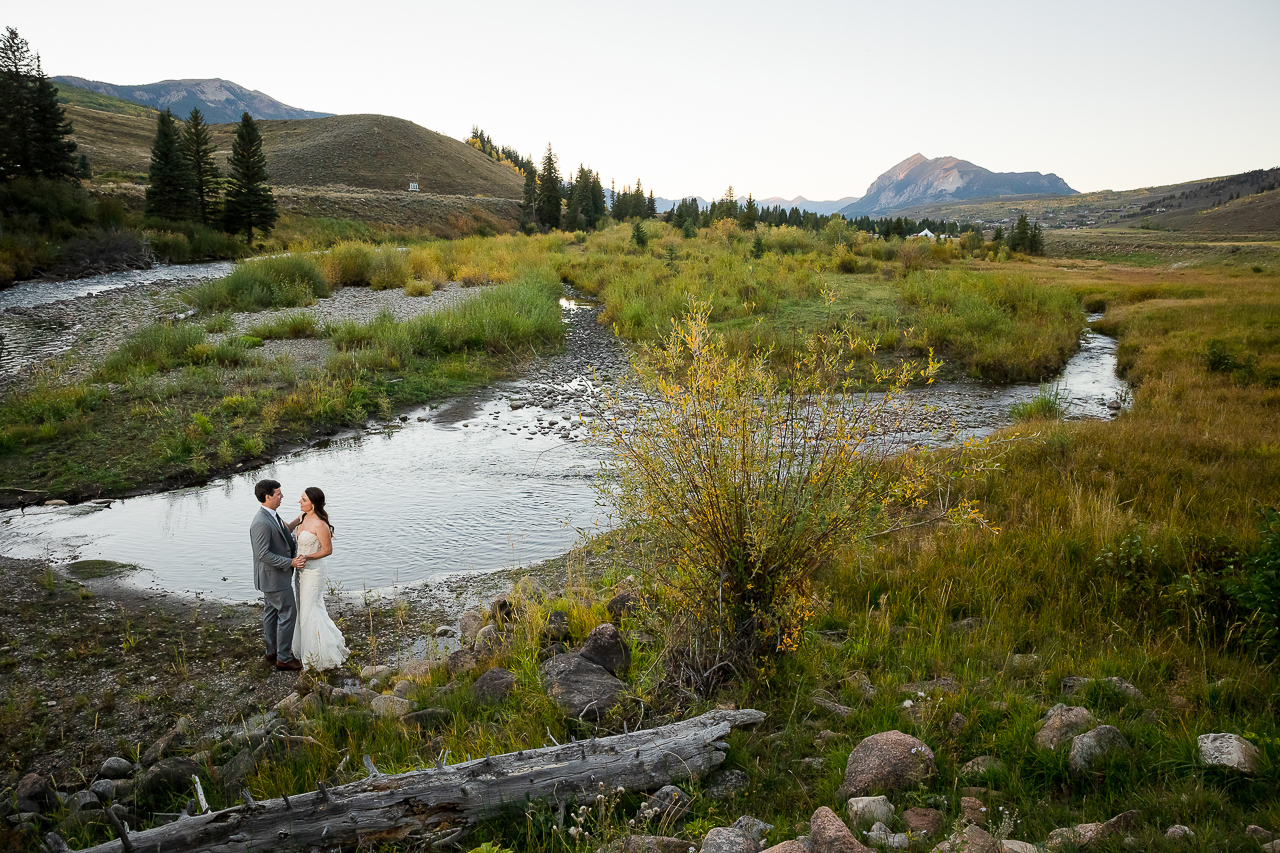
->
[67, 108, 523, 199]
[1151, 189, 1280, 238]
[210, 114, 523, 197]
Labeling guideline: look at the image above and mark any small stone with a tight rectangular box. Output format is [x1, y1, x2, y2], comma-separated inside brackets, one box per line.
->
[898, 677, 961, 695]
[800, 757, 825, 771]
[846, 795, 894, 826]
[947, 712, 968, 734]
[946, 617, 985, 633]
[434, 625, 457, 638]
[1035, 704, 1096, 750]
[607, 591, 637, 622]
[369, 695, 412, 717]
[360, 664, 391, 681]
[474, 624, 506, 656]
[580, 623, 631, 676]
[1245, 826, 1274, 842]
[701, 826, 760, 853]
[605, 837, 694, 853]
[89, 779, 115, 801]
[1197, 732, 1261, 774]
[816, 729, 840, 745]
[732, 816, 774, 843]
[445, 649, 478, 677]
[490, 594, 515, 625]
[134, 757, 200, 808]
[637, 785, 692, 825]
[1068, 725, 1130, 776]
[706, 769, 750, 800]
[865, 821, 910, 850]
[900, 807, 942, 838]
[392, 680, 415, 699]
[1262, 842, 1280, 853]
[540, 652, 623, 721]
[1060, 676, 1145, 702]
[459, 611, 485, 642]
[1164, 825, 1194, 840]
[297, 692, 323, 717]
[98, 757, 134, 780]
[402, 707, 453, 730]
[809, 805, 874, 853]
[68, 791, 100, 812]
[472, 667, 516, 703]
[544, 609, 571, 642]
[961, 796, 986, 826]
[959, 756, 1006, 777]
[15, 773, 55, 812]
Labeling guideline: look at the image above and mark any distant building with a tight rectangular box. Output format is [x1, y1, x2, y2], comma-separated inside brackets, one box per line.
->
[914, 228, 935, 239]
[408, 182, 419, 192]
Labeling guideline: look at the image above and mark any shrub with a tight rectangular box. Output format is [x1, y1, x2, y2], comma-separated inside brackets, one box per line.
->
[186, 254, 328, 313]
[405, 279, 434, 297]
[369, 249, 410, 290]
[143, 230, 191, 263]
[248, 313, 319, 339]
[1223, 508, 1280, 652]
[591, 302, 956, 691]
[321, 241, 374, 286]
[97, 323, 207, 381]
[1009, 384, 1065, 421]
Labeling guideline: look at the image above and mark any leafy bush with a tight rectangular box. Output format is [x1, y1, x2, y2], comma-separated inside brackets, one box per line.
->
[97, 323, 207, 381]
[591, 302, 955, 691]
[321, 241, 374, 286]
[369, 249, 410, 290]
[1224, 508, 1280, 652]
[404, 279, 434, 297]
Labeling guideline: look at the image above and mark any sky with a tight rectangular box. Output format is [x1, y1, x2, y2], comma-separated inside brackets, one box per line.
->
[11, 0, 1280, 201]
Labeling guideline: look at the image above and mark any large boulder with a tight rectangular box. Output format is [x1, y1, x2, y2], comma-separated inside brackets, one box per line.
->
[1197, 732, 1261, 774]
[472, 667, 516, 703]
[932, 825, 1001, 853]
[809, 805, 875, 853]
[901, 807, 943, 839]
[607, 591, 638, 622]
[1068, 725, 1130, 776]
[459, 611, 485, 643]
[837, 731, 936, 799]
[544, 609, 571, 642]
[1034, 704, 1095, 750]
[370, 695, 412, 717]
[580, 623, 631, 676]
[1046, 810, 1139, 851]
[15, 772, 56, 813]
[98, 756, 134, 780]
[540, 652, 624, 721]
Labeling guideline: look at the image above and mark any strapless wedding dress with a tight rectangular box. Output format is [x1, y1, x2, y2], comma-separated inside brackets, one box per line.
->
[293, 530, 350, 671]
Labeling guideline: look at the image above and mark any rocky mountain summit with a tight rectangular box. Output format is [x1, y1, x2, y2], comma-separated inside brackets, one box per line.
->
[52, 76, 331, 122]
[840, 153, 1077, 216]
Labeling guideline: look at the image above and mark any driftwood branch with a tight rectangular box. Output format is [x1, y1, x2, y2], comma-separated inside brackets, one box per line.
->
[77, 708, 765, 853]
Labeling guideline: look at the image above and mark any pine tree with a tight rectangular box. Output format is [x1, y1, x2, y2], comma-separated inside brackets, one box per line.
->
[145, 109, 196, 222]
[223, 112, 277, 243]
[521, 164, 538, 229]
[751, 233, 765, 259]
[739, 194, 758, 230]
[632, 220, 648, 248]
[535, 144, 561, 230]
[646, 190, 657, 219]
[182, 108, 221, 226]
[1009, 214, 1031, 253]
[0, 28, 77, 180]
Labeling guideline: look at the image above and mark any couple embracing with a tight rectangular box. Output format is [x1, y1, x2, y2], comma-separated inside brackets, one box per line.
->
[250, 479, 349, 672]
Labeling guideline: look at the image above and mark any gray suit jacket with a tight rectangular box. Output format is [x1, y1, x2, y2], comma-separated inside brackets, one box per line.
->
[251, 507, 297, 593]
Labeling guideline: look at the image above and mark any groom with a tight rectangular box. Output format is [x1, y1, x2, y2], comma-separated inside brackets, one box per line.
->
[251, 479, 306, 671]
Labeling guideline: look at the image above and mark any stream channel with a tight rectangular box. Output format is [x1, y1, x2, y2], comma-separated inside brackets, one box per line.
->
[0, 265, 1130, 604]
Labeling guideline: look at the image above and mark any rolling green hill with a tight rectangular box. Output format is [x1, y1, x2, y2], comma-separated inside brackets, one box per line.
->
[55, 81, 158, 118]
[66, 108, 524, 199]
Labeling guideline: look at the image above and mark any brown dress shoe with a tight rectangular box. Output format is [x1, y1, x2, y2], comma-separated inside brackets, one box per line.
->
[275, 658, 303, 671]
[264, 653, 277, 664]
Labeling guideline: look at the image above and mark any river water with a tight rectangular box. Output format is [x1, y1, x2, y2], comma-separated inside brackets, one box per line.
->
[0, 268, 1129, 603]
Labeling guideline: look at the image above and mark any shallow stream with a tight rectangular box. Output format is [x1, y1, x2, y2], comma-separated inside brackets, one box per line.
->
[0, 269, 1129, 603]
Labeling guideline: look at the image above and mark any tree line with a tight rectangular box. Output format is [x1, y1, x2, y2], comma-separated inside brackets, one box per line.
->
[0, 26, 78, 181]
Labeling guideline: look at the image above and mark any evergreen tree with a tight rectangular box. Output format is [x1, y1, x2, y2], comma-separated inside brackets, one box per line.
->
[992, 225, 1005, 243]
[1028, 222, 1045, 256]
[521, 163, 538, 229]
[223, 112, 278, 243]
[645, 190, 657, 219]
[1009, 214, 1032, 253]
[182, 108, 221, 226]
[145, 109, 196, 222]
[535, 144, 561, 230]
[739, 193, 758, 230]
[751, 233, 765, 259]
[589, 172, 606, 226]
[0, 29, 78, 180]
[631, 220, 648, 248]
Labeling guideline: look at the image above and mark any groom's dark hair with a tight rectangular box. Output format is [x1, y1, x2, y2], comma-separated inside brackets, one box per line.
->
[254, 479, 281, 504]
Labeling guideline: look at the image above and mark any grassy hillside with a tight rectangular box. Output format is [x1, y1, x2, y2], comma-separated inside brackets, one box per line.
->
[54, 82, 157, 118]
[65, 106, 524, 199]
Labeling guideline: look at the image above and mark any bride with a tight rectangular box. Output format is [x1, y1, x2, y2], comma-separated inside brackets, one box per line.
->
[288, 487, 350, 671]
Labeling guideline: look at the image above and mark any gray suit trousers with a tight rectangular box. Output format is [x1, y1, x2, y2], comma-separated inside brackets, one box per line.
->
[262, 585, 298, 663]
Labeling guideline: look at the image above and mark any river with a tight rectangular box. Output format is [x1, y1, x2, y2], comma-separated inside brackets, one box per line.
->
[0, 267, 1129, 603]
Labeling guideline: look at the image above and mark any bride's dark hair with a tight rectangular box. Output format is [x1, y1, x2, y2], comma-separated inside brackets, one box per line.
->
[304, 486, 334, 533]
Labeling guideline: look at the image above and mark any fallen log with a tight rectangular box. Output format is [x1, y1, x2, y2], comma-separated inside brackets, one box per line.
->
[71, 708, 765, 853]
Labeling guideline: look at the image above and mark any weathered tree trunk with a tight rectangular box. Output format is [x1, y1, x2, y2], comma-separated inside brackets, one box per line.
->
[71, 708, 765, 853]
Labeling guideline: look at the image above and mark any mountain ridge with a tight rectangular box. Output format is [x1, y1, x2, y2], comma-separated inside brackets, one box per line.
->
[841, 153, 1076, 216]
[52, 76, 332, 123]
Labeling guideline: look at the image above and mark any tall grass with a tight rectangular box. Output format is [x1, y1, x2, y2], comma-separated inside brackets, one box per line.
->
[185, 254, 330, 313]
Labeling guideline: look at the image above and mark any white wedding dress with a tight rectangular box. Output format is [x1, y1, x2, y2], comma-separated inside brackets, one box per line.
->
[293, 530, 350, 671]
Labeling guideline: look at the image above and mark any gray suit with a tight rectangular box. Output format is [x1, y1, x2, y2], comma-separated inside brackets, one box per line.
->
[251, 506, 298, 663]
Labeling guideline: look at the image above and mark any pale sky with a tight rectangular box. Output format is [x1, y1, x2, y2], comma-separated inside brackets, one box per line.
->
[11, 0, 1280, 201]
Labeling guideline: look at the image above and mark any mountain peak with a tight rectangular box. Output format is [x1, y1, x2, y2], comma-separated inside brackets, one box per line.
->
[842, 154, 1076, 216]
[52, 76, 331, 123]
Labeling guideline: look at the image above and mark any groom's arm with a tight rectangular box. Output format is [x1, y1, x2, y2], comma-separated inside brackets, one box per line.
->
[250, 519, 294, 571]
